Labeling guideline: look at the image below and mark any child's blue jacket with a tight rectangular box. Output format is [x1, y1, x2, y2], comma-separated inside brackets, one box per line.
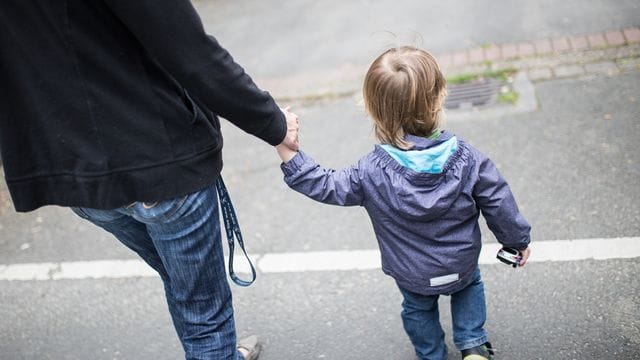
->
[281, 131, 531, 295]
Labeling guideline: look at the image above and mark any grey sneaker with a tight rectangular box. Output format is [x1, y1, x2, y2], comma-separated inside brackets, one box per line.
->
[237, 335, 262, 360]
[461, 342, 494, 360]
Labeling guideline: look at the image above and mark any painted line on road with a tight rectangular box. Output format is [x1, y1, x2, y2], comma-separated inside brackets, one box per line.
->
[0, 237, 638, 281]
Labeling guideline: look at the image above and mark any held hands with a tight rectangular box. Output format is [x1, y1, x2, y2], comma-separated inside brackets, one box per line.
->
[277, 106, 299, 163]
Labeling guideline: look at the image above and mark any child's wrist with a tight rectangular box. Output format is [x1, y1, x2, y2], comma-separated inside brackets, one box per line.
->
[276, 144, 298, 163]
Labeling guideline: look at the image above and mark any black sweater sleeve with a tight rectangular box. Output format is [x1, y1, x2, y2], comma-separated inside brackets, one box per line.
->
[103, 0, 286, 145]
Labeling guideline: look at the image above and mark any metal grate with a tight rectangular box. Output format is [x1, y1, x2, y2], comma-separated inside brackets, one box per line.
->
[444, 78, 501, 110]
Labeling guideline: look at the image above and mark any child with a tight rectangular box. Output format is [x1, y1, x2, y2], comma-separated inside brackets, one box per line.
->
[276, 46, 531, 360]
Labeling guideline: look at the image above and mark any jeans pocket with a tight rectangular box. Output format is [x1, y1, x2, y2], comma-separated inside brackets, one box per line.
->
[132, 194, 190, 223]
[141, 201, 158, 209]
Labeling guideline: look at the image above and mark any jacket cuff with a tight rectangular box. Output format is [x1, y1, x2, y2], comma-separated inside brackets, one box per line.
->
[504, 235, 530, 251]
[280, 151, 308, 177]
[515, 238, 531, 251]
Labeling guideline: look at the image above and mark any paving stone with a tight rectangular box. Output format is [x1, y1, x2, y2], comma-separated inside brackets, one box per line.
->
[587, 33, 608, 49]
[623, 27, 640, 44]
[616, 57, 640, 72]
[604, 30, 625, 46]
[534, 38, 553, 55]
[528, 67, 553, 81]
[437, 53, 453, 68]
[274, 31, 640, 101]
[468, 47, 485, 64]
[552, 36, 571, 52]
[584, 61, 620, 76]
[520, 57, 562, 69]
[484, 44, 501, 61]
[553, 64, 585, 78]
[614, 45, 640, 59]
[453, 64, 488, 76]
[517, 42, 536, 57]
[502, 43, 518, 59]
[452, 51, 469, 66]
[569, 35, 589, 51]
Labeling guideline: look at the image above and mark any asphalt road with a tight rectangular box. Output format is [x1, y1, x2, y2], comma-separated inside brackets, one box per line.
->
[1, 69, 639, 359]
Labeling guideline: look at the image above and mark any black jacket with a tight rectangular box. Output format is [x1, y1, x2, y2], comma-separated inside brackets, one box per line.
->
[0, 0, 286, 212]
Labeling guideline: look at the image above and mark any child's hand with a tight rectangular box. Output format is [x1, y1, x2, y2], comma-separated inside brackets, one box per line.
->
[276, 106, 300, 163]
[279, 106, 300, 151]
[518, 247, 531, 267]
[276, 143, 297, 163]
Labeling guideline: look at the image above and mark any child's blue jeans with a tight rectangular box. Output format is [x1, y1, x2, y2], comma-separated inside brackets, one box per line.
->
[71, 182, 244, 360]
[397, 267, 488, 360]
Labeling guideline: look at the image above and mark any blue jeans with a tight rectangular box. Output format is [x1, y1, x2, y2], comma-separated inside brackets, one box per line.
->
[72, 183, 243, 360]
[397, 268, 488, 360]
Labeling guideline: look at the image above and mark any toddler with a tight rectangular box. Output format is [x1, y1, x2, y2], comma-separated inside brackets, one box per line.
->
[276, 46, 531, 360]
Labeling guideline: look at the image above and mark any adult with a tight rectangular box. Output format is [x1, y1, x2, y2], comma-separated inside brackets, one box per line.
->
[0, 1, 298, 359]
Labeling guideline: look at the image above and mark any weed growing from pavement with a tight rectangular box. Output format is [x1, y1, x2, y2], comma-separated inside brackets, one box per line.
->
[446, 67, 517, 84]
[497, 89, 519, 104]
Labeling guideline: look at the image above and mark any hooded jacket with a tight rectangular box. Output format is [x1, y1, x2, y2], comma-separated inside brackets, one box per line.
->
[0, 0, 286, 212]
[281, 131, 531, 295]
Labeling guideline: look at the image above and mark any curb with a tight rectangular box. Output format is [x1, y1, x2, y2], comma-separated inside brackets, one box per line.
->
[257, 26, 640, 102]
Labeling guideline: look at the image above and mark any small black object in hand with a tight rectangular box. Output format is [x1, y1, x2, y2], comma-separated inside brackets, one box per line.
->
[497, 247, 522, 268]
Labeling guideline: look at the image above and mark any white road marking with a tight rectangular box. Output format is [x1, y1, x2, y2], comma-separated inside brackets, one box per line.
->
[0, 237, 638, 281]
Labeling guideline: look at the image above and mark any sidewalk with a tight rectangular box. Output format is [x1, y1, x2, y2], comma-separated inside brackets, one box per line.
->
[256, 26, 640, 102]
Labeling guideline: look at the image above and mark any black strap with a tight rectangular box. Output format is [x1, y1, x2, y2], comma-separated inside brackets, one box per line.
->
[216, 177, 256, 286]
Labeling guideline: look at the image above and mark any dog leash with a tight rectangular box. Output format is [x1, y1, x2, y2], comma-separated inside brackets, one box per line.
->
[216, 177, 256, 286]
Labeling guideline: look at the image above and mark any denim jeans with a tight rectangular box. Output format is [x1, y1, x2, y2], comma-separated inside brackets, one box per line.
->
[397, 267, 488, 360]
[72, 182, 244, 360]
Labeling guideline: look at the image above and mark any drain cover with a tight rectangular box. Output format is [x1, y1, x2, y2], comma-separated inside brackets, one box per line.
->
[444, 78, 501, 110]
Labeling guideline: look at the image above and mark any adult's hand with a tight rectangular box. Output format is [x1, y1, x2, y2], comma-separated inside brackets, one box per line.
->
[279, 106, 299, 151]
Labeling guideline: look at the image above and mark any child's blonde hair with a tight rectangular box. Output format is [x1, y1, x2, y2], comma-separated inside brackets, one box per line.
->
[363, 46, 447, 149]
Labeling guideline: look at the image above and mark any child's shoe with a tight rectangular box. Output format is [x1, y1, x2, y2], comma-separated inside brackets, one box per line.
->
[461, 342, 494, 360]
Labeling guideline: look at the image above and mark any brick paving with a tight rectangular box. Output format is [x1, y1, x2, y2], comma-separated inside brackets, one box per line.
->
[484, 44, 501, 61]
[605, 30, 626, 46]
[436, 26, 640, 69]
[552, 37, 571, 53]
[468, 47, 485, 64]
[452, 51, 469, 66]
[517, 42, 536, 57]
[569, 36, 589, 51]
[623, 27, 640, 43]
[587, 33, 607, 49]
[502, 43, 519, 59]
[259, 26, 640, 100]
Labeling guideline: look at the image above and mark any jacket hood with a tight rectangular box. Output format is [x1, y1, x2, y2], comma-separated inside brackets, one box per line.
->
[374, 131, 472, 221]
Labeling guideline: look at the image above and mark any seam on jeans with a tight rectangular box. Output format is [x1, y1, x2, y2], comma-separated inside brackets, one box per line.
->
[163, 195, 190, 220]
[455, 335, 488, 351]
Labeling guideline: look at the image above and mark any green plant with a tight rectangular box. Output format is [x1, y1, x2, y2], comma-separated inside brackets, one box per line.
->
[497, 90, 519, 104]
[446, 67, 517, 85]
